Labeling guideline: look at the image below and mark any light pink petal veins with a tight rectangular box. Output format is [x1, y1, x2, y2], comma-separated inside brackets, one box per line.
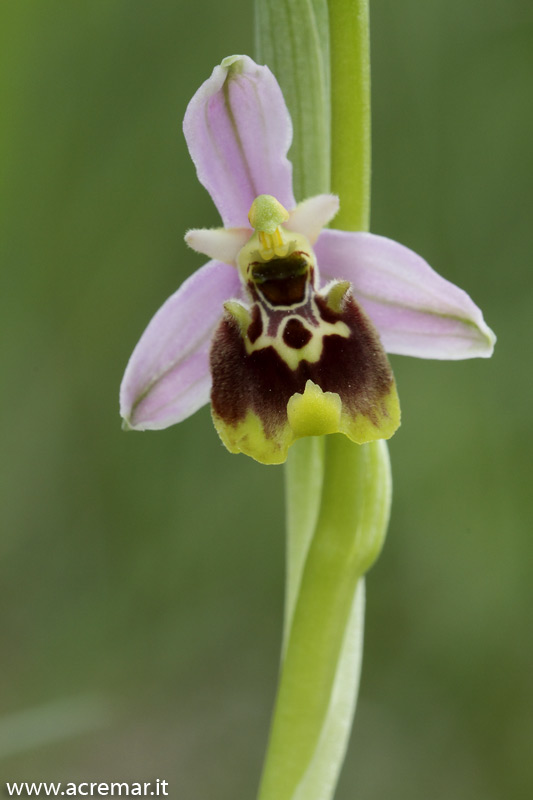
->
[120, 260, 242, 430]
[316, 230, 495, 359]
[183, 55, 295, 228]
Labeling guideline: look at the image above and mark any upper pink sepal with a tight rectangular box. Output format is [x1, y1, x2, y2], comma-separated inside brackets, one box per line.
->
[183, 55, 296, 229]
[120, 260, 242, 430]
[315, 230, 496, 359]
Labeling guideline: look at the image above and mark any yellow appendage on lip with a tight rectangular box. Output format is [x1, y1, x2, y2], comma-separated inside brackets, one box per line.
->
[287, 381, 342, 438]
[287, 380, 400, 445]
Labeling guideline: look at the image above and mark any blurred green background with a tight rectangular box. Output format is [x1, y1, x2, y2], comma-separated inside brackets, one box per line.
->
[1, 1, 531, 797]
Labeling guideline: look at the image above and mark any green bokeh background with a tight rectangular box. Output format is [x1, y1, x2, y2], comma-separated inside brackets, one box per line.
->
[1, 1, 531, 797]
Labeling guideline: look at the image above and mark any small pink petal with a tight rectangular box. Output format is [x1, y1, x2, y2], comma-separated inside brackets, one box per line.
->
[316, 230, 496, 359]
[120, 260, 241, 430]
[183, 55, 295, 228]
[287, 194, 339, 243]
[185, 227, 250, 264]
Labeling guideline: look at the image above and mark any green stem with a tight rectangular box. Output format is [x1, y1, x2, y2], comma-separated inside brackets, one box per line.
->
[258, 439, 390, 800]
[329, 0, 371, 231]
[282, 437, 325, 659]
[255, 0, 330, 199]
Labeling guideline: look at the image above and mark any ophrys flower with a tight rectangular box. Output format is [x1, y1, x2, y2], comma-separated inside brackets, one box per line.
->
[120, 55, 495, 464]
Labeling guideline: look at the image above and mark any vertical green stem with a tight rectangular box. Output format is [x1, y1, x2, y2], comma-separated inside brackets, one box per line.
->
[282, 436, 325, 658]
[329, 0, 371, 231]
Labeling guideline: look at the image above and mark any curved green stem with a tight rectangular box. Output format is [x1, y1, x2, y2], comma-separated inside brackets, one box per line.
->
[258, 439, 390, 800]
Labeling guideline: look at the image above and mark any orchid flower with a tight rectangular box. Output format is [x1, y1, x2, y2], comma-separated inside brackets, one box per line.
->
[120, 55, 495, 465]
